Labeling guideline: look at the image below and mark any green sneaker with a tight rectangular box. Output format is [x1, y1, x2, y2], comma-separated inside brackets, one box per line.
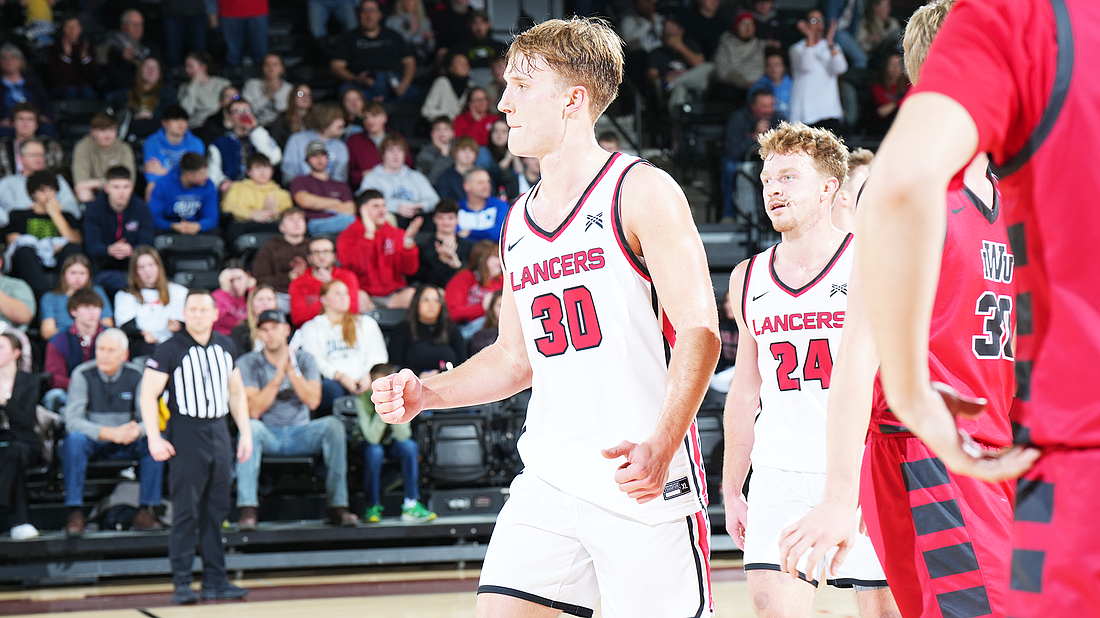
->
[364, 505, 384, 523]
[401, 501, 437, 523]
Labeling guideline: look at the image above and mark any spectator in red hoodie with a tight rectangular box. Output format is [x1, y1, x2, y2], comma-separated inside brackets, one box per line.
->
[337, 189, 420, 311]
[288, 236, 360, 327]
[444, 238, 502, 338]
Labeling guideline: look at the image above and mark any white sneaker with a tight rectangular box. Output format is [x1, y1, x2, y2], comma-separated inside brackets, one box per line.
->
[10, 523, 39, 540]
[119, 466, 137, 481]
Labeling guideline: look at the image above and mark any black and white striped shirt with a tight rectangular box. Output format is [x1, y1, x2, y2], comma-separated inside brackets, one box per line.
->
[145, 331, 241, 420]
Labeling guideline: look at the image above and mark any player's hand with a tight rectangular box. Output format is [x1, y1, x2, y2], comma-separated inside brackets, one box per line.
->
[371, 368, 425, 424]
[777, 499, 857, 580]
[724, 494, 749, 550]
[601, 439, 673, 504]
[237, 434, 253, 463]
[892, 382, 1041, 482]
[148, 436, 176, 462]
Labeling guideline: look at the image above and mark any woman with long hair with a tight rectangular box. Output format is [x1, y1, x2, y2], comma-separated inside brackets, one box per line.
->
[385, 0, 435, 65]
[445, 239, 504, 334]
[452, 86, 500, 147]
[467, 289, 502, 356]
[178, 51, 232, 129]
[297, 279, 388, 412]
[420, 52, 473, 122]
[475, 118, 520, 190]
[268, 84, 312, 150]
[117, 57, 178, 141]
[231, 283, 278, 353]
[113, 246, 187, 358]
[39, 254, 114, 340]
[389, 285, 466, 377]
[870, 53, 909, 134]
[0, 332, 43, 539]
[341, 88, 367, 137]
[243, 53, 293, 126]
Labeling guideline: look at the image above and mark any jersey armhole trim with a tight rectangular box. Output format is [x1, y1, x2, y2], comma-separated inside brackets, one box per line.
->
[611, 159, 653, 281]
[990, 0, 1073, 177]
[741, 254, 758, 325]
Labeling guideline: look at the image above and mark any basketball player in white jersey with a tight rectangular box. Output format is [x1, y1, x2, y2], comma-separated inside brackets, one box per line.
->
[723, 122, 899, 617]
[371, 17, 721, 618]
[830, 148, 873, 233]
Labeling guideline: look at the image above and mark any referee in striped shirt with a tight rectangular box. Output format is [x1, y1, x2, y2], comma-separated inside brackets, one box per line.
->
[140, 289, 254, 605]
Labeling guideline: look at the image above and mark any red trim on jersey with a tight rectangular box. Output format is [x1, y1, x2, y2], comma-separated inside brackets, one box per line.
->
[693, 510, 714, 614]
[687, 419, 707, 506]
[769, 233, 853, 298]
[611, 159, 652, 281]
[523, 153, 619, 242]
[662, 312, 678, 349]
[741, 254, 758, 325]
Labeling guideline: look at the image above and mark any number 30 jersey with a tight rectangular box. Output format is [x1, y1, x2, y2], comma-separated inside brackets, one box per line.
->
[501, 152, 707, 526]
[742, 233, 854, 474]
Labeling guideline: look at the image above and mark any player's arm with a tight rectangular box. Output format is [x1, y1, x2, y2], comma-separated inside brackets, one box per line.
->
[722, 259, 762, 548]
[601, 164, 722, 503]
[139, 367, 174, 461]
[777, 242, 878, 576]
[372, 274, 533, 422]
[858, 92, 1038, 480]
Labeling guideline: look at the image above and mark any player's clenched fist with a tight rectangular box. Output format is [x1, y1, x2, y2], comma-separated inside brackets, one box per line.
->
[371, 368, 425, 424]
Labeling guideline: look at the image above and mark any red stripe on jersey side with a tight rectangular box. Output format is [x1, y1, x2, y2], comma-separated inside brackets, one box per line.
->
[741, 253, 759, 325]
[769, 233, 853, 298]
[524, 153, 619, 242]
[687, 419, 708, 507]
[611, 160, 652, 281]
[662, 312, 678, 349]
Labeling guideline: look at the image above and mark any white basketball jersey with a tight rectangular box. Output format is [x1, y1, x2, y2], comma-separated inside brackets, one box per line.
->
[743, 234, 854, 474]
[502, 152, 707, 525]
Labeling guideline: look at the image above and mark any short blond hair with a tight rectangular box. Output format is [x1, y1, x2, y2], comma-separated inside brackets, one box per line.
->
[505, 17, 624, 121]
[902, 0, 956, 83]
[758, 121, 850, 184]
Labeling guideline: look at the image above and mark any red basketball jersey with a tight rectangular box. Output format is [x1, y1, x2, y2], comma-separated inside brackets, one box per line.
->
[871, 182, 1015, 448]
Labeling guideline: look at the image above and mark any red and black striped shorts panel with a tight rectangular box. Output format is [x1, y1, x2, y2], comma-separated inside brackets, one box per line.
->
[861, 433, 1014, 618]
[1008, 449, 1100, 617]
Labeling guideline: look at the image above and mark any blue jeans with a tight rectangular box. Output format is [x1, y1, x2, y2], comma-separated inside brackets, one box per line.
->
[307, 0, 357, 39]
[363, 438, 420, 506]
[319, 378, 348, 417]
[221, 14, 269, 66]
[307, 213, 357, 236]
[164, 16, 207, 68]
[235, 417, 349, 508]
[61, 433, 163, 507]
[835, 30, 867, 70]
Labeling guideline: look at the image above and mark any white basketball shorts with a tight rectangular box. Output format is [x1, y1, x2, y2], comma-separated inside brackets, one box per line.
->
[478, 472, 714, 618]
[743, 465, 888, 588]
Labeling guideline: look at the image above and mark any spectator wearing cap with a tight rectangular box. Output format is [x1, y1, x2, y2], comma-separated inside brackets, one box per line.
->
[235, 309, 359, 530]
[289, 140, 357, 237]
[148, 152, 219, 235]
[71, 113, 137, 203]
[142, 104, 205, 199]
[83, 167, 155, 298]
[714, 11, 766, 96]
[281, 102, 350, 183]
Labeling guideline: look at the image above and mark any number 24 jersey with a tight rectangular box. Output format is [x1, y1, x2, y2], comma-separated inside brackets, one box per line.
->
[501, 152, 707, 526]
[742, 233, 854, 474]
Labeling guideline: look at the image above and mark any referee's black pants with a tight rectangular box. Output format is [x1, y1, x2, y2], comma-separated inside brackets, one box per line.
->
[167, 415, 233, 587]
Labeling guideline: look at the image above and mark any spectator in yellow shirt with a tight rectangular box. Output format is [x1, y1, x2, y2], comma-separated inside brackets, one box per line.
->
[223, 153, 293, 249]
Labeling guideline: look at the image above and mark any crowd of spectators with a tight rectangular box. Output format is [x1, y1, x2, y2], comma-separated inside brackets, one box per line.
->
[0, 0, 918, 539]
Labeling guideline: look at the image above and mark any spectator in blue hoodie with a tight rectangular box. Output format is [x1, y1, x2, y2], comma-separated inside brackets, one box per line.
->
[142, 104, 205, 199]
[148, 152, 219, 235]
[83, 167, 156, 297]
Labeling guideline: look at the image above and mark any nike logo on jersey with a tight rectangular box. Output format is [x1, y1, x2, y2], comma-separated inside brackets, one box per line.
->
[830, 283, 848, 297]
[507, 236, 525, 251]
[752, 291, 769, 301]
[585, 212, 604, 231]
[950, 206, 967, 214]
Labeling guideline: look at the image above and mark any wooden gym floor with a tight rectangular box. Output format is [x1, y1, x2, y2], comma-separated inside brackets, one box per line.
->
[0, 558, 861, 617]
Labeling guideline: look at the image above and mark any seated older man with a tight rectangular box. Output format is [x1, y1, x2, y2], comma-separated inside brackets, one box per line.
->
[61, 328, 164, 535]
[235, 310, 359, 529]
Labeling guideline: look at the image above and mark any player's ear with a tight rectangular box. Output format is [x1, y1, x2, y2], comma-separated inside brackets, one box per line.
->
[563, 85, 588, 119]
